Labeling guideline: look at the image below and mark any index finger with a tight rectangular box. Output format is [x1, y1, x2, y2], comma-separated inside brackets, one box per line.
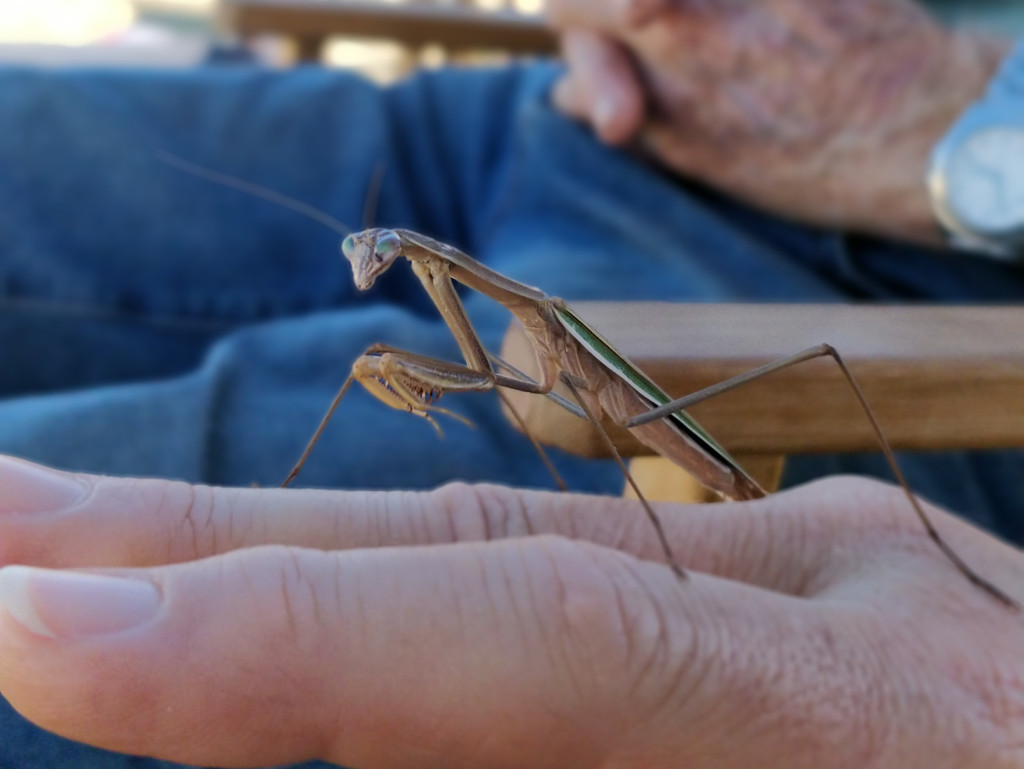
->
[0, 455, 968, 601]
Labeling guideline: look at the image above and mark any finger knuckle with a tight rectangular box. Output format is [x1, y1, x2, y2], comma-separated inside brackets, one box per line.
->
[533, 538, 679, 691]
[429, 481, 539, 543]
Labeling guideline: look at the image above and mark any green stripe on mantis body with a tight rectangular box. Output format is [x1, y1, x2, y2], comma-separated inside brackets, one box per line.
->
[553, 303, 743, 470]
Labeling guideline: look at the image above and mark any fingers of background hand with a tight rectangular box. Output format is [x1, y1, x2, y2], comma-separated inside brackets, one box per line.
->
[546, 0, 671, 30]
[0, 535, 818, 768]
[554, 29, 646, 144]
[637, 120, 718, 180]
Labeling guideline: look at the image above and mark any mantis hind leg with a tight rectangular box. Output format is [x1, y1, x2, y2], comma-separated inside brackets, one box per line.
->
[625, 343, 1020, 610]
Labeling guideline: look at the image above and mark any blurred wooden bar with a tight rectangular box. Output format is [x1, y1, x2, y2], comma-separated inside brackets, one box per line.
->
[500, 303, 1024, 458]
[218, 0, 558, 59]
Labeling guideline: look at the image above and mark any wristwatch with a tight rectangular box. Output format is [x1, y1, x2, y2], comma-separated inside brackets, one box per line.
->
[927, 41, 1024, 260]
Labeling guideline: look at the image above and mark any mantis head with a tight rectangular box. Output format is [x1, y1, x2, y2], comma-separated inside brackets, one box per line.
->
[342, 229, 403, 291]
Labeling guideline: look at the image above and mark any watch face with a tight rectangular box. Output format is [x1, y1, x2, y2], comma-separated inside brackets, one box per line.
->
[945, 127, 1024, 236]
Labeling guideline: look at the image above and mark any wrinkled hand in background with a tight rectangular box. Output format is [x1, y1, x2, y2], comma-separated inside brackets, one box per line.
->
[548, 0, 1011, 242]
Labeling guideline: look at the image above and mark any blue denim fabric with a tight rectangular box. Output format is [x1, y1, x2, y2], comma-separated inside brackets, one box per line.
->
[0, 62, 1022, 768]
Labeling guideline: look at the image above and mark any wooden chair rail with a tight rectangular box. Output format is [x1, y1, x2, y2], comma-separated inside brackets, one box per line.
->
[218, 0, 558, 56]
[499, 303, 1024, 460]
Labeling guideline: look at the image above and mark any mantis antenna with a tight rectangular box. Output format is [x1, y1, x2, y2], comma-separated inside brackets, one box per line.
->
[155, 151, 353, 237]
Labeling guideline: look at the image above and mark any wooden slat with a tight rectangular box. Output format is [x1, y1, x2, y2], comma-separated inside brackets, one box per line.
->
[219, 0, 558, 54]
[499, 303, 1024, 456]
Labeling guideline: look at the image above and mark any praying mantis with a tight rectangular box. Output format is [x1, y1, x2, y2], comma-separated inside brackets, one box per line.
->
[158, 153, 1019, 610]
[287, 225, 1019, 609]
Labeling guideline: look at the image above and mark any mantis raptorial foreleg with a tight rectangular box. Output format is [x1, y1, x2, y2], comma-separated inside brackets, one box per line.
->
[281, 344, 564, 483]
[281, 344, 510, 487]
[353, 344, 490, 432]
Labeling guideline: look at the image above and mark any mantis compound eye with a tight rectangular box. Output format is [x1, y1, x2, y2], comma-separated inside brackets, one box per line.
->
[374, 230, 402, 263]
[341, 235, 356, 260]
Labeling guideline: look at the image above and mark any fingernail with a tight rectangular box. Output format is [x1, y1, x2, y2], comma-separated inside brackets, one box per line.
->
[0, 457, 87, 515]
[0, 566, 161, 639]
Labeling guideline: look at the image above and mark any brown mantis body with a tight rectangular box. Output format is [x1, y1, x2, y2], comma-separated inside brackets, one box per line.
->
[336, 228, 763, 498]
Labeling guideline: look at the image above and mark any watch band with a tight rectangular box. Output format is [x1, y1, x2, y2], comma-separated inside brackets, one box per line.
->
[978, 41, 1024, 259]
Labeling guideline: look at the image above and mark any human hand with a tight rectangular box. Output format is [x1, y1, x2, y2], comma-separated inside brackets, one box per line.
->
[547, 0, 1013, 243]
[0, 456, 1021, 769]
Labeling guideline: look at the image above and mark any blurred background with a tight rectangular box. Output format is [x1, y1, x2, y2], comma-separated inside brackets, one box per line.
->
[2, 0, 1024, 80]
[0, 0, 551, 80]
